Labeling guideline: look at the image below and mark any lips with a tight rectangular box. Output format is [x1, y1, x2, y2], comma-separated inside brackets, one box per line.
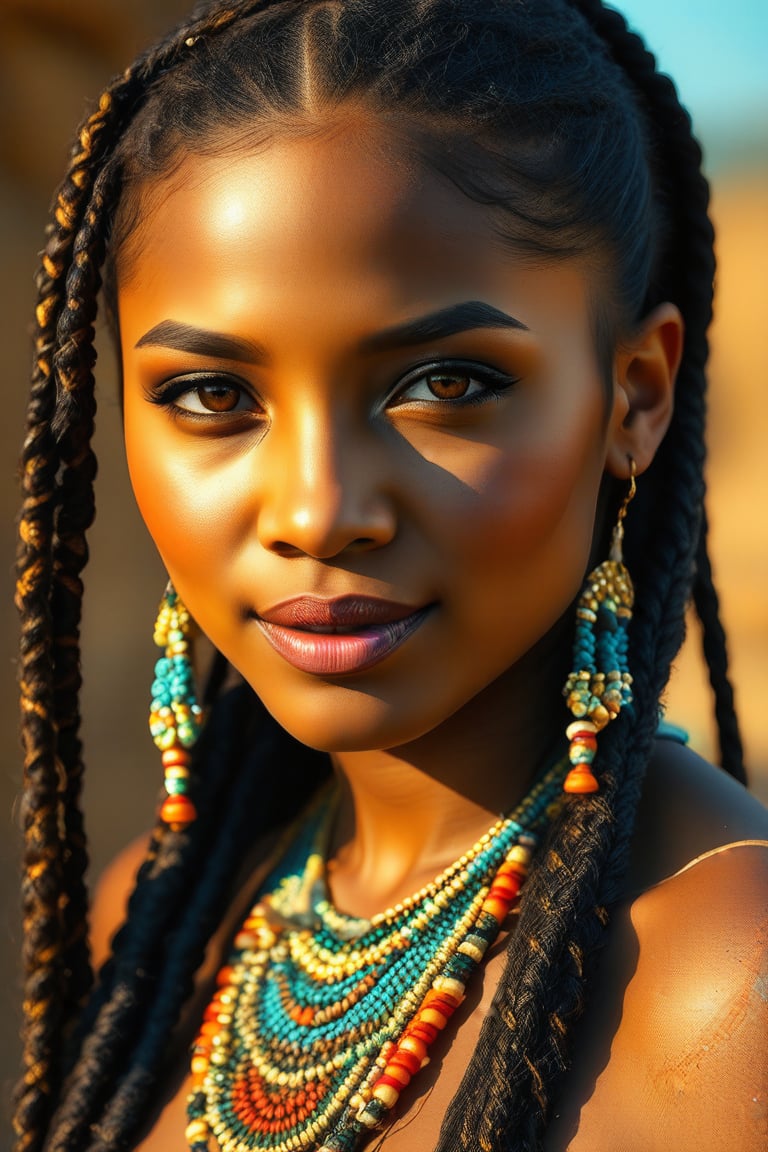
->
[254, 596, 431, 675]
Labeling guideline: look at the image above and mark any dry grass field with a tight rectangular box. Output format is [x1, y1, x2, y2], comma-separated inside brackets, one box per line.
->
[665, 174, 768, 799]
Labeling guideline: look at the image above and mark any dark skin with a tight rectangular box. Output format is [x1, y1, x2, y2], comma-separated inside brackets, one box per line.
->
[95, 113, 768, 1150]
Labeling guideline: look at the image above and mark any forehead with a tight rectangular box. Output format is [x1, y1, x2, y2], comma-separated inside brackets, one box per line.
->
[116, 121, 596, 348]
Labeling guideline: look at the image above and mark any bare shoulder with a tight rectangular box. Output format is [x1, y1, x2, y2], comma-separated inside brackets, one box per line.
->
[629, 740, 768, 1041]
[628, 738, 768, 892]
[628, 741, 768, 1095]
[90, 833, 153, 969]
[621, 838, 768, 1149]
[552, 746, 768, 1152]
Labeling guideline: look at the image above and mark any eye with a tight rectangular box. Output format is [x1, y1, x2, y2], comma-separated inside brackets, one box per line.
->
[176, 380, 246, 414]
[388, 360, 519, 408]
[147, 373, 263, 419]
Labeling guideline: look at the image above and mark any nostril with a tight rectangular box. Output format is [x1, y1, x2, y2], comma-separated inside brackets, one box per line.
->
[271, 540, 305, 557]
[269, 535, 381, 558]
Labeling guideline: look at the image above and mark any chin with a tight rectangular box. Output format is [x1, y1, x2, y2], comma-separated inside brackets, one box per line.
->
[253, 679, 448, 754]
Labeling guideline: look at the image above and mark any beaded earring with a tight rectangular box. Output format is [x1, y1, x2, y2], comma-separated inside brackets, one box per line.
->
[562, 461, 636, 794]
[149, 582, 203, 828]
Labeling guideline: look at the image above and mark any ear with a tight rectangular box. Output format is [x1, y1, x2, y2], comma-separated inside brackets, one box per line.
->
[605, 302, 683, 478]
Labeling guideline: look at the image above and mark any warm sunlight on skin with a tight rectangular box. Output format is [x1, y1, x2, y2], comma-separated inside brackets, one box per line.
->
[119, 122, 636, 770]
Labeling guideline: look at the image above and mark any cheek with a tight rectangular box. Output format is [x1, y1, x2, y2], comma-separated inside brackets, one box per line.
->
[431, 410, 604, 560]
[124, 406, 244, 582]
[425, 400, 606, 632]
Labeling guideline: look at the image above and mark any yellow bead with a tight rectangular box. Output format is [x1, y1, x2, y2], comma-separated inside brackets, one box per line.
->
[420, 1007, 448, 1029]
[434, 976, 465, 1002]
[507, 845, 531, 865]
[185, 1120, 209, 1142]
[372, 1083, 400, 1108]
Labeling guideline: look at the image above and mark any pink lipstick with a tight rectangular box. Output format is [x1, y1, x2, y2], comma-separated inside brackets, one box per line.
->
[254, 596, 431, 675]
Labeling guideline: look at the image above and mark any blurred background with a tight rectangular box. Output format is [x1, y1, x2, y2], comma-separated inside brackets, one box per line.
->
[0, 0, 766, 1140]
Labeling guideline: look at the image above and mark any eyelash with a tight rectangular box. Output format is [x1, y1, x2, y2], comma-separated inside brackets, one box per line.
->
[146, 359, 520, 422]
[146, 373, 261, 421]
[389, 360, 519, 408]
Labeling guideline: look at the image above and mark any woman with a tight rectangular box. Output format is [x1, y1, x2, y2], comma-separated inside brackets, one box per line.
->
[14, 1, 768, 1150]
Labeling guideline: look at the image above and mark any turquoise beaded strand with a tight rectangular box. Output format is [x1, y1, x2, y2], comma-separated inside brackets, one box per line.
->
[562, 464, 636, 793]
[149, 584, 203, 828]
[185, 759, 566, 1152]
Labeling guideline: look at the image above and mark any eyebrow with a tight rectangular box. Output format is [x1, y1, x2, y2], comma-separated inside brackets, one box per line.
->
[134, 301, 529, 363]
[134, 320, 268, 364]
[359, 301, 529, 353]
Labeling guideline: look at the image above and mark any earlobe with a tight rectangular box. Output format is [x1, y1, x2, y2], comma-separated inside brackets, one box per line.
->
[606, 302, 683, 478]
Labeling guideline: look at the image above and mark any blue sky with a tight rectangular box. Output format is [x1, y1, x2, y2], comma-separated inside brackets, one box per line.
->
[610, 0, 767, 158]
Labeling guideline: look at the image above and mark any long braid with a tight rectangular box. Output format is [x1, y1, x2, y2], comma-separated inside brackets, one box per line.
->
[44, 687, 255, 1152]
[84, 715, 324, 1152]
[12, 12, 249, 1151]
[45, 690, 324, 1152]
[13, 111, 107, 1152]
[567, 0, 713, 822]
[692, 510, 746, 780]
[567, 0, 745, 784]
[50, 164, 111, 1041]
[440, 4, 723, 1148]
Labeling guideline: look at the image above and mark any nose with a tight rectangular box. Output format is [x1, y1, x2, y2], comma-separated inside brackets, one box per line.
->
[256, 405, 397, 559]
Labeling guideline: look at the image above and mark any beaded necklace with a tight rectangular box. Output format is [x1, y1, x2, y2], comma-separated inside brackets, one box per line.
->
[186, 760, 566, 1152]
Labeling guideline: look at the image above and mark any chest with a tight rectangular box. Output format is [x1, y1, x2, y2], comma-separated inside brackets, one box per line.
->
[133, 878, 757, 1152]
[133, 920, 632, 1152]
[133, 930, 508, 1152]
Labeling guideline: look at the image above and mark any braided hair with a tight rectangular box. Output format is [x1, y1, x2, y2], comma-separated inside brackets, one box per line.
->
[14, 3, 744, 1150]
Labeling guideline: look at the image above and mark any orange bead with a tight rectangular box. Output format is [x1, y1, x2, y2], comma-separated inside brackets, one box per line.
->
[291, 1005, 315, 1026]
[191, 1055, 208, 1085]
[159, 793, 197, 827]
[481, 895, 511, 922]
[563, 765, 599, 794]
[427, 990, 461, 1016]
[399, 1035, 428, 1062]
[162, 747, 191, 767]
[382, 1063, 411, 1087]
[409, 1020, 438, 1045]
[419, 1006, 448, 1029]
[488, 874, 519, 899]
[391, 1048, 421, 1076]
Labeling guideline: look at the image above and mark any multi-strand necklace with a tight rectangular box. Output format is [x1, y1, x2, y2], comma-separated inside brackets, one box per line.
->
[185, 761, 566, 1152]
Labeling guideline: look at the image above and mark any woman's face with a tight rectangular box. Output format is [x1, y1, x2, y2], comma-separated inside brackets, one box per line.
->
[119, 119, 626, 752]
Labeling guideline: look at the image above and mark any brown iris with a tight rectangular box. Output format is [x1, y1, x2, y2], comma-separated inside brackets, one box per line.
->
[196, 382, 241, 411]
[425, 373, 471, 400]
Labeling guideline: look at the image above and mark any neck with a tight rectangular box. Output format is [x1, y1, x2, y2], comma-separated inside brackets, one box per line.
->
[327, 619, 570, 919]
